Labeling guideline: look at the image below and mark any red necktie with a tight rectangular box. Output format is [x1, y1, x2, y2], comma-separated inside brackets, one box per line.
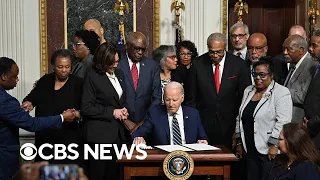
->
[131, 63, 139, 90]
[214, 64, 220, 93]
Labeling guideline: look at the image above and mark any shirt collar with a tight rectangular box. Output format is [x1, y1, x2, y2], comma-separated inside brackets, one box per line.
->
[234, 47, 247, 57]
[106, 72, 116, 79]
[127, 54, 139, 65]
[295, 52, 308, 70]
[213, 51, 226, 66]
[168, 106, 183, 116]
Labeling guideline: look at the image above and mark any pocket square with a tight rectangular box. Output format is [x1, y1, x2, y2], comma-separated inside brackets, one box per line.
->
[228, 76, 237, 79]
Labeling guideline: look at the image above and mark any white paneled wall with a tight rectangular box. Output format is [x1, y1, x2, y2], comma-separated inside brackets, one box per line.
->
[160, 0, 224, 55]
[0, 0, 40, 136]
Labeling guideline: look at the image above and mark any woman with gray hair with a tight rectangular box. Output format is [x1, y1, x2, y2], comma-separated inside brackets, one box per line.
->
[152, 45, 187, 103]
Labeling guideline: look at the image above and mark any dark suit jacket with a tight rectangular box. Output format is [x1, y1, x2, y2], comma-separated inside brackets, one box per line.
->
[186, 52, 251, 146]
[131, 105, 208, 145]
[262, 161, 320, 180]
[304, 62, 320, 148]
[23, 73, 83, 163]
[71, 54, 93, 79]
[118, 54, 162, 123]
[0, 86, 62, 180]
[81, 68, 128, 143]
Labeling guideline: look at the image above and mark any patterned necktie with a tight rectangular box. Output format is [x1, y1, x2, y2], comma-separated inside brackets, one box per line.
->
[284, 64, 296, 87]
[214, 64, 220, 93]
[237, 52, 242, 57]
[131, 63, 138, 91]
[172, 113, 182, 145]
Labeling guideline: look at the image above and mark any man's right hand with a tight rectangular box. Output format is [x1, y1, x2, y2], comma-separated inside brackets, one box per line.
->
[133, 137, 146, 145]
[62, 109, 76, 122]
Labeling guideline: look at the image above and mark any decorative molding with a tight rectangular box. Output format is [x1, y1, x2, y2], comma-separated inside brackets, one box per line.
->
[39, 0, 48, 76]
[153, 0, 160, 48]
[133, 0, 136, 31]
[222, 0, 228, 36]
[64, 0, 67, 48]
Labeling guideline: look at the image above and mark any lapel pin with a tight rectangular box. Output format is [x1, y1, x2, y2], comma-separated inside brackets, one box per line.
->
[142, 63, 145, 66]
[119, 79, 122, 82]
[185, 116, 189, 119]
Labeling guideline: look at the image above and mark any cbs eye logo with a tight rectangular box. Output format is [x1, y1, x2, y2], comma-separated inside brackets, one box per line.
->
[20, 143, 37, 160]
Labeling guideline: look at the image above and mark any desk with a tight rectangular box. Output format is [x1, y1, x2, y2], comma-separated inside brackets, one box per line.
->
[117, 145, 238, 180]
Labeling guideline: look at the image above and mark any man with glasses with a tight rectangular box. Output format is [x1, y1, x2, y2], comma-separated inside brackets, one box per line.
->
[186, 32, 251, 149]
[283, 34, 318, 123]
[229, 23, 250, 60]
[247, 33, 288, 85]
[118, 32, 161, 123]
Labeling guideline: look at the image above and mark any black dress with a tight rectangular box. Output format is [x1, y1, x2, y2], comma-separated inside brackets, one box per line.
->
[23, 73, 84, 165]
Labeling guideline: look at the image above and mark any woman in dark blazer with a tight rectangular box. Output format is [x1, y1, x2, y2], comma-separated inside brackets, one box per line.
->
[22, 49, 83, 165]
[262, 123, 320, 180]
[81, 42, 129, 180]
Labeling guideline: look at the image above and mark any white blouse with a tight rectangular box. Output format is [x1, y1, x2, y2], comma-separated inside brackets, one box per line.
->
[106, 72, 123, 99]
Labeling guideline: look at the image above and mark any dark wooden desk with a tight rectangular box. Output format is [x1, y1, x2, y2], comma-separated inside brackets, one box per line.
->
[117, 145, 238, 180]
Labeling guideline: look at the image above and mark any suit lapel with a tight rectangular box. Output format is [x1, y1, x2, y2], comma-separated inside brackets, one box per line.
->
[72, 61, 83, 74]
[160, 109, 170, 144]
[120, 54, 135, 90]
[203, 55, 217, 95]
[136, 59, 147, 97]
[104, 73, 121, 106]
[219, 54, 232, 96]
[253, 81, 275, 117]
[115, 70, 125, 104]
[289, 54, 310, 86]
[182, 106, 191, 144]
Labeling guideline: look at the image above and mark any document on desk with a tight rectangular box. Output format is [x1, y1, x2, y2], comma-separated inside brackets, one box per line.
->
[182, 144, 221, 151]
[154, 145, 194, 152]
[154, 144, 221, 152]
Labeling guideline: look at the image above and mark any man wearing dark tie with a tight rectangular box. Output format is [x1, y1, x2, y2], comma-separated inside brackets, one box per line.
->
[132, 82, 208, 145]
[229, 23, 250, 60]
[186, 33, 251, 148]
[118, 32, 162, 123]
[283, 35, 318, 123]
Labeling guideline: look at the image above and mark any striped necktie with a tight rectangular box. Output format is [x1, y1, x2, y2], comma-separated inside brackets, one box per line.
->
[172, 113, 182, 145]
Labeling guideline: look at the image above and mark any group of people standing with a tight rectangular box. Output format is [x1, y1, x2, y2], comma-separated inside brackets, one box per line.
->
[1, 18, 320, 180]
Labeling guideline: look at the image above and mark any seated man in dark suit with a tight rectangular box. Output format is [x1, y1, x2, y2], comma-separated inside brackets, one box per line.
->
[132, 81, 208, 145]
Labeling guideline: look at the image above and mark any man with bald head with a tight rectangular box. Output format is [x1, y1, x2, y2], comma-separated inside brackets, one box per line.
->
[83, 19, 106, 44]
[283, 34, 318, 122]
[247, 33, 288, 85]
[118, 32, 161, 123]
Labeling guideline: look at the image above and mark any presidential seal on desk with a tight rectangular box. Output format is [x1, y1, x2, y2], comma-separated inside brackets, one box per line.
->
[163, 150, 194, 180]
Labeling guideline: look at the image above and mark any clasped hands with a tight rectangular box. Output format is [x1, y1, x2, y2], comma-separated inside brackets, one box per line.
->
[113, 107, 129, 121]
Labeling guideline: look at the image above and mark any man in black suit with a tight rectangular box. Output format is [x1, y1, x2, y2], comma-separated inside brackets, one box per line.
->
[303, 30, 320, 149]
[247, 33, 288, 85]
[186, 32, 251, 148]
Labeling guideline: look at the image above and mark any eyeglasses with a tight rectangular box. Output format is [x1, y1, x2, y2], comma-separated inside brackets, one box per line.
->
[167, 55, 177, 59]
[208, 50, 225, 56]
[248, 46, 266, 52]
[230, 33, 247, 39]
[179, 52, 193, 57]
[72, 42, 86, 48]
[252, 72, 270, 78]
[129, 44, 147, 52]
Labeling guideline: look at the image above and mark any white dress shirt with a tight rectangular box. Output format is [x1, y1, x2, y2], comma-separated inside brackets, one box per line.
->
[127, 54, 140, 77]
[168, 106, 186, 145]
[233, 46, 247, 60]
[212, 51, 226, 84]
[106, 72, 123, 98]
